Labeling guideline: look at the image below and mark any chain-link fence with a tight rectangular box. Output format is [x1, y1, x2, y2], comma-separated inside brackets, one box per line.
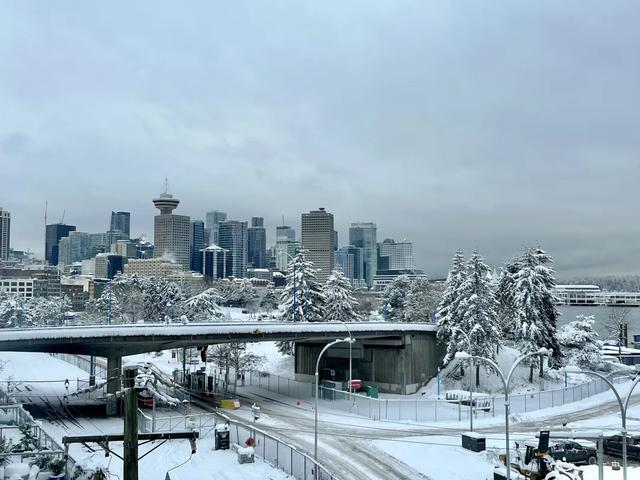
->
[139, 409, 337, 480]
[243, 369, 623, 423]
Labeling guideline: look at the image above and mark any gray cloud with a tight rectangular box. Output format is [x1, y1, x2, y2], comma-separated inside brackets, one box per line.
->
[1, 0, 639, 277]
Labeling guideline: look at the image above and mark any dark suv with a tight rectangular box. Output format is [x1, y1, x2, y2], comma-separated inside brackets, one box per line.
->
[549, 441, 597, 465]
[603, 435, 640, 460]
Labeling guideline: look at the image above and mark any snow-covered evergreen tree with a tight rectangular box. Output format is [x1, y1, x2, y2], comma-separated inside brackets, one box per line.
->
[322, 266, 360, 322]
[436, 251, 466, 362]
[457, 251, 502, 384]
[379, 275, 412, 322]
[95, 282, 123, 323]
[142, 277, 185, 322]
[260, 284, 279, 314]
[279, 249, 324, 322]
[404, 278, 441, 323]
[183, 288, 223, 322]
[513, 247, 563, 372]
[558, 315, 601, 369]
[111, 273, 146, 323]
[495, 259, 520, 339]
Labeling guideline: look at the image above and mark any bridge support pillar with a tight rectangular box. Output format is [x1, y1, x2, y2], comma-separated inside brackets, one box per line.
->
[106, 355, 122, 416]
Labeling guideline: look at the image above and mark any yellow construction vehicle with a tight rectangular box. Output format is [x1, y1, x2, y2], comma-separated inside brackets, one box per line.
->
[499, 431, 583, 480]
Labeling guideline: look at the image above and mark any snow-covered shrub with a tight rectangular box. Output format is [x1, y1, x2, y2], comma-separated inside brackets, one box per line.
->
[558, 315, 601, 369]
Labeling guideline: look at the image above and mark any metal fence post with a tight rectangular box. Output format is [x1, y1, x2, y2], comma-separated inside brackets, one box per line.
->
[458, 398, 461, 421]
[304, 455, 307, 480]
[415, 400, 418, 422]
[538, 391, 541, 410]
[276, 439, 279, 468]
[492, 396, 495, 417]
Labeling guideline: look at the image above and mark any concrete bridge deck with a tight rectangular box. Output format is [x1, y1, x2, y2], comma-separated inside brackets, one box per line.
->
[0, 322, 438, 356]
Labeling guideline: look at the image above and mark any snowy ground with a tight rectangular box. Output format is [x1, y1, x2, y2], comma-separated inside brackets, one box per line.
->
[391, 345, 594, 400]
[124, 340, 294, 380]
[0, 352, 292, 480]
[0, 351, 94, 400]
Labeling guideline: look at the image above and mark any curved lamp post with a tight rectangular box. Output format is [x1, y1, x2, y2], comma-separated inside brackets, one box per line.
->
[564, 367, 640, 480]
[455, 347, 551, 480]
[338, 320, 354, 394]
[451, 327, 473, 431]
[315, 337, 355, 477]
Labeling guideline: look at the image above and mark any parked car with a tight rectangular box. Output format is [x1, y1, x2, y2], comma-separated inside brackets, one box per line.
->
[548, 441, 597, 465]
[603, 435, 640, 460]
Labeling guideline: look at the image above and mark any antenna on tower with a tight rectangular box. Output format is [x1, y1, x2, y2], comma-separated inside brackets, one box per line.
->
[282, 215, 285, 226]
[163, 177, 169, 194]
[60, 209, 66, 224]
[44, 201, 48, 226]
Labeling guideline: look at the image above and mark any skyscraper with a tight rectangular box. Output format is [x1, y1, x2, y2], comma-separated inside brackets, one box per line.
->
[349, 222, 377, 288]
[276, 225, 295, 242]
[190, 220, 205, 273]
[153, 190, 190, 270]
[110, 211, 131, 238]
[275, 225, 298, 271]
[0, 208, 10, 261]
[301, 208, 334, 283]
[205, 210, 227, 245]
[218, 220, 248, 278]
[58, 231, 89, 267]
[377, 238, 416, 271]
[336, 245, 365, 287]
[45, 223, 76, 266]
[247, 217, 267, 268]
[202, 244, 228, 279]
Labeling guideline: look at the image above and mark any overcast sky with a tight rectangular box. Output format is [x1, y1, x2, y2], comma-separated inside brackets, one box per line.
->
[1, 1, 639, 278]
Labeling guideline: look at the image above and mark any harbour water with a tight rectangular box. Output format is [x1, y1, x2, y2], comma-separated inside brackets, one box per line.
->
[557, 305, 640, 342]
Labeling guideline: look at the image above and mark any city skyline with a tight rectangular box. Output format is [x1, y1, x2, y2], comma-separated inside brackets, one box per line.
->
[2, 2, 640, 277]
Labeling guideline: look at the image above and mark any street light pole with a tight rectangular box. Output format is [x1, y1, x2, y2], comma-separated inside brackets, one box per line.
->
[106, 258, 112, 325]
[451, 327, 473, 431]
[456, 348, 551, 480]
[565, 368, 640, 480]
[315, 337, 354, 478]
[338, 320, 353, 395]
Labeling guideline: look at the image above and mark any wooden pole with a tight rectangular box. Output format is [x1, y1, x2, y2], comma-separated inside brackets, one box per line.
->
[123, 388, 139, 480]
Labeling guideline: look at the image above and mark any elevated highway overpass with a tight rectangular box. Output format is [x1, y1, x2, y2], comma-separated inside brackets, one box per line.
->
[0, 322, 442, 409]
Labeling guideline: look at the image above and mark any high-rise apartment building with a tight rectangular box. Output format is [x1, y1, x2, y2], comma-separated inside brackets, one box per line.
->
[0, 208, 10, 261]
[218, 220, 247, 278]
[349, 222, 377, 288]
[190, 220, 205, 273]
[301, 208, 334, 283]
[45, 223, 76, 266]
[153, 190, 190, 270]
[205, 210, 227, 245]
[110, 211, 131, 238]
[248, 217, 267, 268]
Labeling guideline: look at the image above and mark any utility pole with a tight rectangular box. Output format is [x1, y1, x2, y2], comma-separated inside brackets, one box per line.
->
[123, 387, 139, 480]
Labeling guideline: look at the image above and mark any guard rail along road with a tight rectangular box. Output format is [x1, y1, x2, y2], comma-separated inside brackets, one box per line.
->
[242, 369, 625, 423]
